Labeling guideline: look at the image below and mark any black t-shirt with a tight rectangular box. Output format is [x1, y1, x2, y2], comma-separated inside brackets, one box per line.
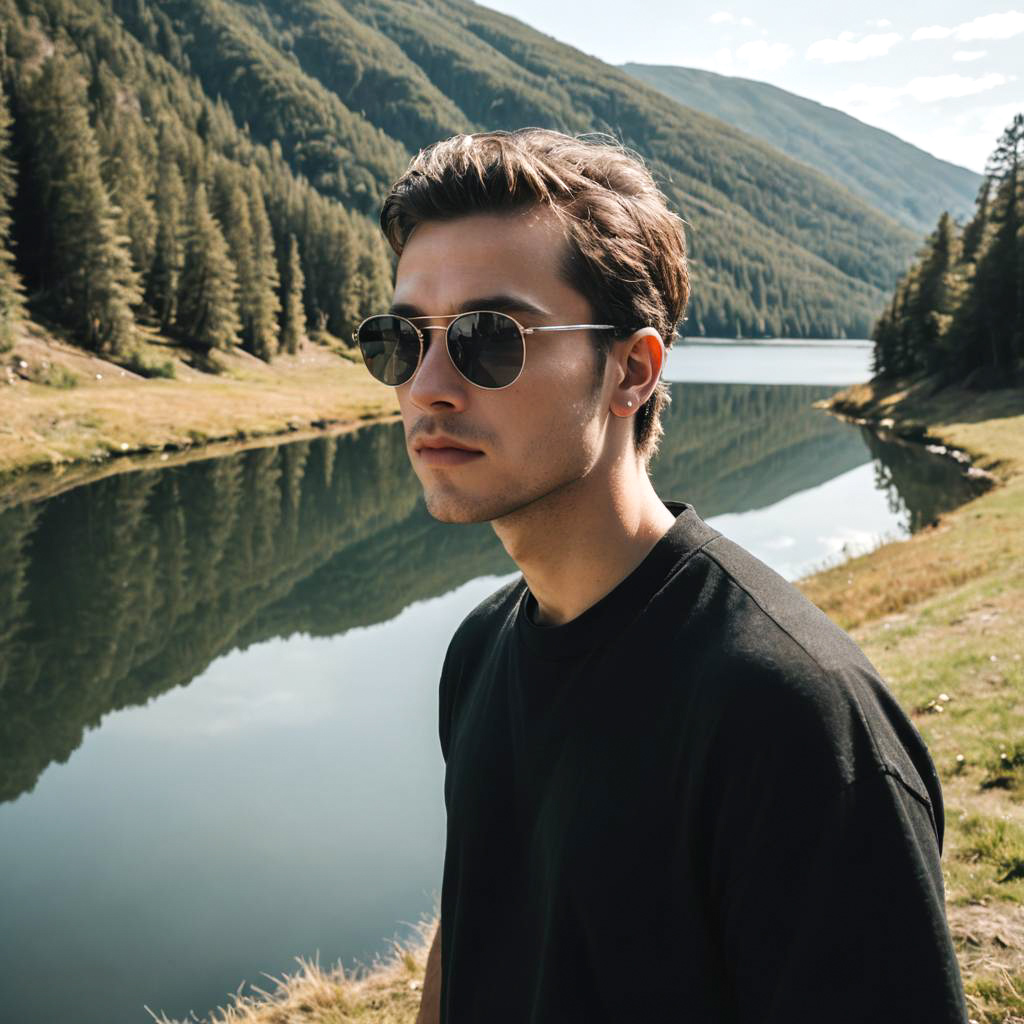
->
[437, 501, 967, 1023]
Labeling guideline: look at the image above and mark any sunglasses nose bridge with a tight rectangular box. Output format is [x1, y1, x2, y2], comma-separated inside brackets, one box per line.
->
[420, 321, 479, 380]
[406, 321, 471, 406]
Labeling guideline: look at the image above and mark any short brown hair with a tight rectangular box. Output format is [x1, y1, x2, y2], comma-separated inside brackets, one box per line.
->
[379, 128, 690, 463]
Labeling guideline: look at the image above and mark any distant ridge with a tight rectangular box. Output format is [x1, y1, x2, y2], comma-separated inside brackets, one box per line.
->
[621, 63, 982, 237]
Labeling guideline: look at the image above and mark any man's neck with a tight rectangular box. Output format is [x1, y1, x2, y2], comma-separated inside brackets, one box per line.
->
[491, 462, 677, 627]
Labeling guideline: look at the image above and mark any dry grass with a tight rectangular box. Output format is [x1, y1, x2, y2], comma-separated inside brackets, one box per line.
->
[146, 918, 437, 1024]
[798, 377, 1024, 1023]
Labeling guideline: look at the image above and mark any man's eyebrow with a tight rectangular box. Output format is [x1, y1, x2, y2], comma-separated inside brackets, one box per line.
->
[389, 295, 552, 319]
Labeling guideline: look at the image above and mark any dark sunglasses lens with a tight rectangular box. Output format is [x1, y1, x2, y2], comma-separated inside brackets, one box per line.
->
[357, 316, 420, 386]
[448, 312, 524, 388]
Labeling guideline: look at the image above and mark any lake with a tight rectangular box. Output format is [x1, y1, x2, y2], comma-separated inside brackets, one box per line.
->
[0, 340, 985, 1022]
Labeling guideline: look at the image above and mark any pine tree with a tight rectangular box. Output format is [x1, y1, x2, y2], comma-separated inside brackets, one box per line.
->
[217, 177, 256, 341]
[960, 179, 990, 265]
[961, 114, 1024, 375]
[908, 211, 961, 374]
[23, 56, 141, 356]
[177, 180, 241, 350]
[0, 75, 26, 353]
[97, 104, 158, 285]
[245, 176, 281, 360]
[215, 171, 279, 360]
[147, 151, 187, 329]
[986, 114, 1024, 368]
[872, 292, 900, 377]
[281, 233, 306, 355]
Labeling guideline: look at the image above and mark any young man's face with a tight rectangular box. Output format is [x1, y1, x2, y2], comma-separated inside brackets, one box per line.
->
[391, 205, 620, 524]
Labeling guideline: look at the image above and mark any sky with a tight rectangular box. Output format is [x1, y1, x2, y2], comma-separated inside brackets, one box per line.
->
[479, 1, 1024, 173]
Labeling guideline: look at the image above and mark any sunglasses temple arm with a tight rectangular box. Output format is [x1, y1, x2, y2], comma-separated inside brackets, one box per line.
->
[525, 324, 620, 334]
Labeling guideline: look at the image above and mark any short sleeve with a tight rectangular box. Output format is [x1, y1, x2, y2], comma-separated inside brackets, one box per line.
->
[438, 635, 464, 766]
[698, 680, 968, 1022]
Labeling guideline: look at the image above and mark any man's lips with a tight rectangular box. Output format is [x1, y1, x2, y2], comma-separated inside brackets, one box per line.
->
[413, 436, 485, 467]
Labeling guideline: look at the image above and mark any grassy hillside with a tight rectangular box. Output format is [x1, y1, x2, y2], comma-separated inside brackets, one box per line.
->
[622, 62, 982, 237]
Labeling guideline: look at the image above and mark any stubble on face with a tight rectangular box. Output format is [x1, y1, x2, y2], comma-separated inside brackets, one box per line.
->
[410, 378, 607, 526]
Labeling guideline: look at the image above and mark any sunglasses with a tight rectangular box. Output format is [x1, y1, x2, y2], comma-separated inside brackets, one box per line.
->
[352, 310, 625, 390]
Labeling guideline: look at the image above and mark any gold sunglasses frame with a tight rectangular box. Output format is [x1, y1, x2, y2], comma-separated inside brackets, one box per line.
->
[352, 310, 623, 390]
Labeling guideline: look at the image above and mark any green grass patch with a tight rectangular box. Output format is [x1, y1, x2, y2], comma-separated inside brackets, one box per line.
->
[118, 347, 177, 379]
[955, 812, 1024, 886]
[964, 974, 1024, 1024]
[980, 742, 1024, 799]
[34, 363, 78, 388]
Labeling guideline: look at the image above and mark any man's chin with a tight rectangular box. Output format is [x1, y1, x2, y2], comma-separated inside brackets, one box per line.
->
[423, 494, 493, 524]
[422, 486, 522, 525]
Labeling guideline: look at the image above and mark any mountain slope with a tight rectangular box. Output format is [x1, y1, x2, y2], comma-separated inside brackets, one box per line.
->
[114, 0, 921, 337]
[3, 0, 926, 342]
[622, 62, 982, 237]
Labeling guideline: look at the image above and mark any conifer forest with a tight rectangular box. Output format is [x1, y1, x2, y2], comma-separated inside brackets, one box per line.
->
[872, 114, 1024, 385]
[0, 0, 995, 374]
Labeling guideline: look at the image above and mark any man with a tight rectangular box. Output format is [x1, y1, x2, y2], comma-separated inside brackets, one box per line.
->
[355, 128, 968, 1023]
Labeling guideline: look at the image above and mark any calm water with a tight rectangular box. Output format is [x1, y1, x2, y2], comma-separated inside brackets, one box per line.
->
[0, 342, 985, 1023]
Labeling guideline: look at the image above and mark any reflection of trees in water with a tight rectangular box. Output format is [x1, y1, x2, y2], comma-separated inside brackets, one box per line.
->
[0, 383, 983, 803]
[0, 426, 509, 804]
[652, 383, 870, 515]
[0, 502, 41, 697]
[861, 427, 987, 534]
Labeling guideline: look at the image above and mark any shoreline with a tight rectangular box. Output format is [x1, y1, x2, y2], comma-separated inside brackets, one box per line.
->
[2, 327, 876, 498]
[145, 374, 1024, 1023]
[0, 322, 400, 502]
[0, 411, 401, 512]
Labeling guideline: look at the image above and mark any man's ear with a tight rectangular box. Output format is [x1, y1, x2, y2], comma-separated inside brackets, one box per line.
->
[610, 328, 666, 418]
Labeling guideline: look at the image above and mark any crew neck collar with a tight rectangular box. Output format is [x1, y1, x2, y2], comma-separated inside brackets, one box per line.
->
[514, 501, 719, 660]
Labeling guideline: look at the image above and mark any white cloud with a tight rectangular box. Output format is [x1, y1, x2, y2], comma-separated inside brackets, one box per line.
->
[709, 39, 793, 75]
[919, 102, 1024, 171]
[708, 46, 735, 73]
[807, 30, 902, 63]
[831, 73, 1015, 123]
[904, 72, 1012, 102]
[912, 10, 1024, 43]
[868, 18, 893, 28]
[953, 50, 988, 61]
[955, 10, 1024, 41]
[735, 39, 793, 71]
[979, 101, 1024, 135]
[912, 25, 954, 41]
[707, 11, 755, 28]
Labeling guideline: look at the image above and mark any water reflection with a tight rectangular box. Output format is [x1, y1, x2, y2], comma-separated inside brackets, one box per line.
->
[0, 383, 986, 809]
[0, 380, 989, 1023]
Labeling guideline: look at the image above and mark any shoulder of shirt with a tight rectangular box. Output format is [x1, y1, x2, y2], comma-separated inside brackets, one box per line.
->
[443, 574, 525, 666]
[680, 530, 939, 808]
[692, 532, 869, 680]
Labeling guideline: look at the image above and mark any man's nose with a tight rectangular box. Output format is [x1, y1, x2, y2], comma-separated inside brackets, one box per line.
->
[407, 326, 470, 413]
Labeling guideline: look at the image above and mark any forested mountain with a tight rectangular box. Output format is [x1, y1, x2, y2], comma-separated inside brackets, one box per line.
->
[0, 0, 927, 371]
[622, 63, 981, 237]
[872, 115, 1023, 384]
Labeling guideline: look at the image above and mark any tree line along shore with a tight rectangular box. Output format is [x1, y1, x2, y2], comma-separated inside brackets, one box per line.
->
[871, 115, 1023, 388]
